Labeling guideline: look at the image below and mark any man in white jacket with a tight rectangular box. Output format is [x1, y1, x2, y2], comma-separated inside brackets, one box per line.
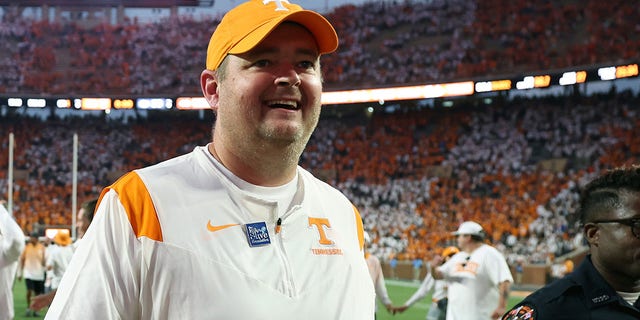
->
[47, 1, 374, 318]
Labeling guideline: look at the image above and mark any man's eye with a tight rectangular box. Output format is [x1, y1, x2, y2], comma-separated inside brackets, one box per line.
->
[299, 61, 316, 70]
[253, 60, 270, 67]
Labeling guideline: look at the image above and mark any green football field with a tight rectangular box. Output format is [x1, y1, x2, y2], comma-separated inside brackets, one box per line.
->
[376, 279, 527, 320]
[12, 282, 45, 320]
[12, 278, 527, 319]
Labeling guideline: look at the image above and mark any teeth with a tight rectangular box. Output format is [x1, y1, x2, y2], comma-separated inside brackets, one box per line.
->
[268, 100, 298, 109]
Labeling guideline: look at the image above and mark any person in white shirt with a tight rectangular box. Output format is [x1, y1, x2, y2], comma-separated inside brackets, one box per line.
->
[42, 238, 56, 293]
[46, 1, 374, 318]
[364, 232, 393, 318]
[0, 202, 26, 320]
[430, 221, 513, 320]
[395, 246, 459, 320]
[47, 232, 74, 291]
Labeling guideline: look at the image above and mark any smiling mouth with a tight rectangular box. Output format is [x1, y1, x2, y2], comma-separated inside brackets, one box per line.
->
[268, 100, 300, 110]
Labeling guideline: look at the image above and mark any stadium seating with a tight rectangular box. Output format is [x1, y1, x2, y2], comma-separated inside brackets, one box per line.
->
[1, 92, 638, 269]
[0, 0, 638, 94]
[0, 0, 639, 278]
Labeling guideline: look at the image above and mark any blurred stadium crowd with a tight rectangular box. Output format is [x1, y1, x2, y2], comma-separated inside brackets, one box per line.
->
[1, 91, 638, 268]
[0, 0, 638, 94]
[0, 0, 639, 270]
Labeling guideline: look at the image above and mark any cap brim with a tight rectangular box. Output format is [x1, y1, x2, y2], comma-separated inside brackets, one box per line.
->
[229, 10, 338, 55]
[452, 231, 474, 236]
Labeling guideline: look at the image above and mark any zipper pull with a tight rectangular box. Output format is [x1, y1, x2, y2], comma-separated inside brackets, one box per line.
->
[275, 218, 282, 234]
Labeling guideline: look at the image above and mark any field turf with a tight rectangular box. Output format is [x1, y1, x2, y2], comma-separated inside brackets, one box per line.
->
[12, 278, 527, 319]
[378, 279, 528, 320]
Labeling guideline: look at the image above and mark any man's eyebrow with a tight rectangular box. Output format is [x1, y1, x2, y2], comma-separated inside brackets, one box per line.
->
[295, 47, 320, 57]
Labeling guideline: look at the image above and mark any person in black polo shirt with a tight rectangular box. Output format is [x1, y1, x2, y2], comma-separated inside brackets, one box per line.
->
[502, 165, 640, 320]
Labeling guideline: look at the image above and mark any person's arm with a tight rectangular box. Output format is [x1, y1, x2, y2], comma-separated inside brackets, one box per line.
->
[372, 260, 393, 311]
[0, 205, 25, 268]
[30, 289, 57, 311]
[492, 280, 511, 318]
[429, 255, 445, 279]
[490, 248, 514, 318]
[46, 189, 142, 319]
[40, 246, 47, 267]
[17, 250, 25, 280]
[404, 269, 435, 307]
[45, 253, 54, 271]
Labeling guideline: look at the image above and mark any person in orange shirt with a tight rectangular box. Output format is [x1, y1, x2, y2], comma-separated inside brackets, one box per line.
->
[18, 232, 46, 317]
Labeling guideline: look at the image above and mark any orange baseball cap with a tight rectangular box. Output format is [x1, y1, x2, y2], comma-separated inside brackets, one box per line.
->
[54, 231, 72, 246]
[205, 0, 339, 70]
[442, 246, 459, 258]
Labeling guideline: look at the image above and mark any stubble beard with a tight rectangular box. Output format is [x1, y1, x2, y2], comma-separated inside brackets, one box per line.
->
[258, 115, 318, 165]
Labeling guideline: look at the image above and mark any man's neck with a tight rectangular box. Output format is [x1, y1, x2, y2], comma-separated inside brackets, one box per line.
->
[465, 241, 483, 253]
[208, 142, 298, 186]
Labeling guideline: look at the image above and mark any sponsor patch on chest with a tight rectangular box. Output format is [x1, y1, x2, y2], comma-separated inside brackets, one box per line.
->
[244, 222, 271, 247]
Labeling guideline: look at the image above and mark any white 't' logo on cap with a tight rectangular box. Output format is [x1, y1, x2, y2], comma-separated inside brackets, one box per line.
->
[263, 0, 290, 11]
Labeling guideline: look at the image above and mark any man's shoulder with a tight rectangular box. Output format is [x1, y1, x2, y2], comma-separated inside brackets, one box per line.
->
[132, 147, 217, 188]
[527, 277, 581, 301]
[478, 243, 505, 257]
[298, 167, 348, 199]
[139, 147, 202, 173]
[502, 278, 585, 320]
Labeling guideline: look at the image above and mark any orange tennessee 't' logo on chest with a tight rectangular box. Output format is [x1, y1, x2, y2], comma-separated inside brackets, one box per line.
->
[308, 217, 343, 255]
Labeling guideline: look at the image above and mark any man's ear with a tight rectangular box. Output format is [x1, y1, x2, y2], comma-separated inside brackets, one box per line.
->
[200, 69, 220, 111]
[584, 223, 599, 247]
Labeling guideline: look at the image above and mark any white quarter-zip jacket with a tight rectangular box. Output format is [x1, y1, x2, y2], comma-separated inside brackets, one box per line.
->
[47, 146, 375, 319]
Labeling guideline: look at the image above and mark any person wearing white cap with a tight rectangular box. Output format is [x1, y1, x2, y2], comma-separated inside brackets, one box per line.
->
[46, 1, 374, 319]
[429, 221, 513, 320]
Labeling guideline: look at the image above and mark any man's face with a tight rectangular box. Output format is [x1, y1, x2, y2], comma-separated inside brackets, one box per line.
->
[588, 192, 640, 284]
[213, 22, 323, 156]
[456, 234, 470, 249]
[77, 208, 90, 238]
